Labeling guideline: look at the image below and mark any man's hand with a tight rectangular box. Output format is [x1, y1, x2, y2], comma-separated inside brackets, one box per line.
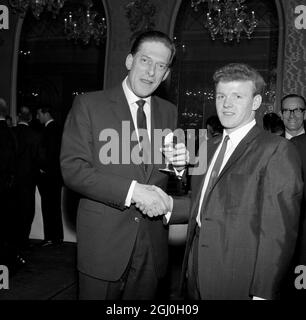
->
[161, 142, 189, 170]
[132, 183, 171, 218]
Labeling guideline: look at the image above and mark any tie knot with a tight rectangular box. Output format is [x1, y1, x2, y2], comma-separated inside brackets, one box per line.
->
[223, 135, 230, 145]
[136, 99, 146, 109]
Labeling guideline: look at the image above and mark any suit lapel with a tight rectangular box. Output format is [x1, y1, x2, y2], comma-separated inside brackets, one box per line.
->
[211, 125, 262, 191]
[190, 126, 261, 222]
[189, 136, 221, 219]
[109, 86, 135, 130]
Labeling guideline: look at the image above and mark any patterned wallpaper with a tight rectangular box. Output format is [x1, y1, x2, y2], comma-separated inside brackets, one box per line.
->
[282, 0, 306, 98]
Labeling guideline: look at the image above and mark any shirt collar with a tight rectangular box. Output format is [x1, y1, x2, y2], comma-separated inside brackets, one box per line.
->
[223, 119, 256, 147]
[18, 121, 29, 126]
[285, 128, 305, 140]
[122, 77, 151, 108]
[45, 119, 54, 127]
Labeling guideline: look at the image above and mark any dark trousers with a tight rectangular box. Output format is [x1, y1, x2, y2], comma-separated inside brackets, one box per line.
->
[186, 226, 201, 300]
[0, 188, 18, 266]
[79, 220, 158, 300]
[38, 174, 63, 241]
[15, 182, 36, 248]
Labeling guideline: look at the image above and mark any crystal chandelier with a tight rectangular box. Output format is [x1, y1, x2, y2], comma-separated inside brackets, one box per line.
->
[191, 0, 257, 43]
[9, 0, 65, 19]
[64, 0, 107, 45]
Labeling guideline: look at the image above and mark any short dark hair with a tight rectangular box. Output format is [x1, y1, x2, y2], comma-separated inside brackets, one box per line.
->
[37, 105, 55, 118]
[213, 63, 266, 96]
[263, 112, 285, 134]
[0, 98, 8, 117]
[18, 106, 32, 123]
[130, 30, 176, 67]
[281, 94, 306, 110]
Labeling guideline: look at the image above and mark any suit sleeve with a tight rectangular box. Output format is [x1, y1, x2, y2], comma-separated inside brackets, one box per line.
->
[60, 95, 132, 210]
[250, 140, 303, 299]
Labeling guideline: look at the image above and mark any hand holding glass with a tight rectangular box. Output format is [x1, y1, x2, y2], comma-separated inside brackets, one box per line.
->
[159, 132, 175, 174]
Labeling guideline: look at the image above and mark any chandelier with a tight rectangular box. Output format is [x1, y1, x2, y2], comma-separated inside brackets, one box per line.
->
[8, 0, 65, 19]
[191, 0, 257, 43]
[64, 0, 107, 45]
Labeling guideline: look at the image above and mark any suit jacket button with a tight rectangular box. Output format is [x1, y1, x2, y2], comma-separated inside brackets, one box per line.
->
[134, 217, 140, 223]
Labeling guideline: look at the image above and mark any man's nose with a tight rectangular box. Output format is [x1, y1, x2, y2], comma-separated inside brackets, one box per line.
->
[288, 110, 295, 118]
[147, 63, 156, 76]
[223, 96, 232, 108]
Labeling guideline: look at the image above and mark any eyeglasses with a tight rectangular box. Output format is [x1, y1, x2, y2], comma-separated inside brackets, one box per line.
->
[282, 108, 305, 117]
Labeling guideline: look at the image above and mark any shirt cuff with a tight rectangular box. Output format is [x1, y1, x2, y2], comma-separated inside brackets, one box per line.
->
[125, 180, 137, 207]
[163, 196, 173, 224]
[173, 167, 185, 177]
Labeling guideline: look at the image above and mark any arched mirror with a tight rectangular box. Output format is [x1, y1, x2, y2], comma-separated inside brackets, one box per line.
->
[17, 0, 107, 126]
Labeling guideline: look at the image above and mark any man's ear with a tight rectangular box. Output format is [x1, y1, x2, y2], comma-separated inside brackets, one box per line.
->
[252, 94, 262, 111]
[279, 110, 284, 120]
[125, 54, 133, 71]
[162, 69, 170, 82]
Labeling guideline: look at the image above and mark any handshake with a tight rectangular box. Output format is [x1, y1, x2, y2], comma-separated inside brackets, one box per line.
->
[131, 183, 172, 218]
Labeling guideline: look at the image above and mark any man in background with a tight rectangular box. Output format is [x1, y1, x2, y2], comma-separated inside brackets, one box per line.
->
[13, 106, 41, 250]
[290, 126, 306, 299]
[0, 98, 20, 271]
[37, 106, 63, 246]
[281, 94, 306, 139]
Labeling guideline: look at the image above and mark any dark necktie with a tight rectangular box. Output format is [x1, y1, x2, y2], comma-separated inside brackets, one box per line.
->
[207, 135, 229, 192]
[200, 135, 229, 219]
[136, 99, 150, 171]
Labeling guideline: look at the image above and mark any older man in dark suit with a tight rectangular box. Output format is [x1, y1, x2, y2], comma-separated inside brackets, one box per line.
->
[61, 31, 187, 300]
[164, 63, 303, 300]
[291, 133, 306, 266]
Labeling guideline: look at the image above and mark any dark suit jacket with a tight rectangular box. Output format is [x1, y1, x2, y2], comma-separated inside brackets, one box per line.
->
[172, 126, 303, 300]
[40, 120, 62, 180]
[60, 85, 177, 281]
[13, 123, 40, 186]
[291, 134, 306, 265]
[0, 120, 17, 194]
